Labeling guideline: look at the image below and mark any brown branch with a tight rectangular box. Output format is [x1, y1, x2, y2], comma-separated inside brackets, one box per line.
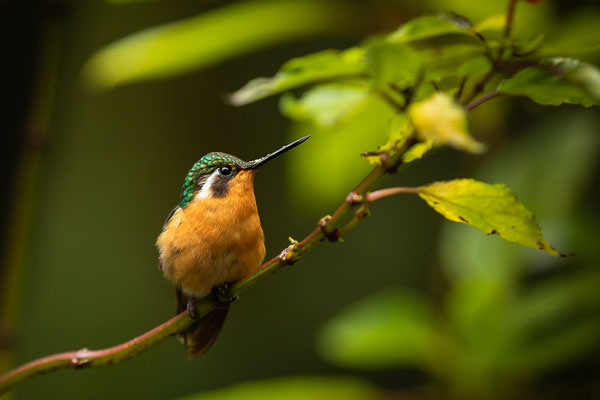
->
[0, 139, 417, 395]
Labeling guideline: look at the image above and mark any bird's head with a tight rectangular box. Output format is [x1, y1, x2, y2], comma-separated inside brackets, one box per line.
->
[179, 136, 309, 208]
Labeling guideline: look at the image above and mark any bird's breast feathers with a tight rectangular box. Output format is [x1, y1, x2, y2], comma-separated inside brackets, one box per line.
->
[157, 171, 265, 297]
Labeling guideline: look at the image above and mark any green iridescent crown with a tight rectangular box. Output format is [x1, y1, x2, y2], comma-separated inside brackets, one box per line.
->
[179, 152, 252, 208]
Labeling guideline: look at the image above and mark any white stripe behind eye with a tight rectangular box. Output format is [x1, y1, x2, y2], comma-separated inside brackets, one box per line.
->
[195, 169, 220, 200]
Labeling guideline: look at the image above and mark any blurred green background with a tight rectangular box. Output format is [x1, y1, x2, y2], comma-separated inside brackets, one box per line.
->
[1, 0, 599, 399]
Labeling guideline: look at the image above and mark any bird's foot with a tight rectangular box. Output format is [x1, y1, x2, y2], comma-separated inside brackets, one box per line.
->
[211, 282, 235, 308]
[186, 296, 201, 320]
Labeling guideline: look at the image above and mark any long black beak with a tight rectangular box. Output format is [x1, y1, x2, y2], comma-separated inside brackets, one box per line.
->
[247, 136, 310, 169]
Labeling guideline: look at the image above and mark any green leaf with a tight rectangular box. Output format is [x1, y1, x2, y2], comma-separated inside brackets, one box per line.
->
[388, 14, 476, 44]
[512, 33, 545, 57]
[408, 93, 486, 153]
[363, 113, 418, 166]
[280, 83, 371, 128]
[403, 140, 433, 163]
[421, 45, 490, 84]
[457, 55, 492, 78]
[548, 58, 600, 100]
[386, 113, 413, 142]
[440, 110, 600, 280]
[178, 376, 379, 400]
[418, 179, 564, 257]
[384, 15, 487, 84]
[497, 58, 600, 106]
[317, 289, 438, 369]
[84, 0, 363, 89]
[366, 42, 421, 90]
[424, 0, 553, 40]
[231, 47, 366, 105]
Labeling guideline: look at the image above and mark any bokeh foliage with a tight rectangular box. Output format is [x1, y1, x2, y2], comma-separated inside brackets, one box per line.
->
[3, 0, 599, 399]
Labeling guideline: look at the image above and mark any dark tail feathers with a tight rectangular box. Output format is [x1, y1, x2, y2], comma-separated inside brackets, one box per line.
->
[176, 289, 229, 360]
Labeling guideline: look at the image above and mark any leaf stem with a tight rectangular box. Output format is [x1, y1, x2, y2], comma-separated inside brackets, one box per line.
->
[366, 187, 419, 202]
[461, 68, 495, 105]
[465, 91, 502, 111]
[338, 187, 419, 237]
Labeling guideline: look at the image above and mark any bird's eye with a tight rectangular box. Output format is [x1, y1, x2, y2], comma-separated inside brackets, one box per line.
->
[218, 166, 232, 176]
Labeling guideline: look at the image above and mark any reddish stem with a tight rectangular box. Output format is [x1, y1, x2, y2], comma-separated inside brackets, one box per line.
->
[465, 91, 502, 111]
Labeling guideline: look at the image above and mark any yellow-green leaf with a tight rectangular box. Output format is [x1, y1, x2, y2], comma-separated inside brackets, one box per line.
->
[473, 14, 506, 33]
[418, 179, 564, 257]
[231, 47, 366, 106]
[366, 42, 421, 90]
[84, 0, 363, 89]
[363, 113, 416, 165]
[388, 14, 475, 44]
[280, 83, 371, 128]
[402, 140, 433, 163]
[408, 93, 486, 153]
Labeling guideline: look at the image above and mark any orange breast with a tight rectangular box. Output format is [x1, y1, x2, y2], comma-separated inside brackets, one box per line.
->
[156, 170, 266, 297]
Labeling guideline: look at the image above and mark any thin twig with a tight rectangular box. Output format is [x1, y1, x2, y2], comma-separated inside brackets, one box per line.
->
[367, 187, 419, 202]
[465, 91, 502, 111]
[0, 138, 417, 395]
[462, 0, 518, 107]
[496, 0, 518, 61]
[504, 0, 518, 42]
[455, 77, 467, 100]
[461, 68, 495, 105]
[339, 187, 420, 236]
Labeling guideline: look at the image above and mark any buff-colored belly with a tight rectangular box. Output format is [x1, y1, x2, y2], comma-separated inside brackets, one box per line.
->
[157, 184, 265, 297]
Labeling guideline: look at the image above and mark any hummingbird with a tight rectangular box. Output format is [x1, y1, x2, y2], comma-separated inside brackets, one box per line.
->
[156, 136, 309, 359]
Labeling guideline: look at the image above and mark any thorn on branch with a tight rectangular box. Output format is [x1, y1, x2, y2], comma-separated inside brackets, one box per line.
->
[355, 203, 371, 219]
[345, 192, 364, 204]
[318, 216, 341, 243]
[361, 150, 399, 173]
[360, 150, 384, 157]
[278, 237, 301, 265]
[346, 191, 370, 218]
[71, 349, 91, 369]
